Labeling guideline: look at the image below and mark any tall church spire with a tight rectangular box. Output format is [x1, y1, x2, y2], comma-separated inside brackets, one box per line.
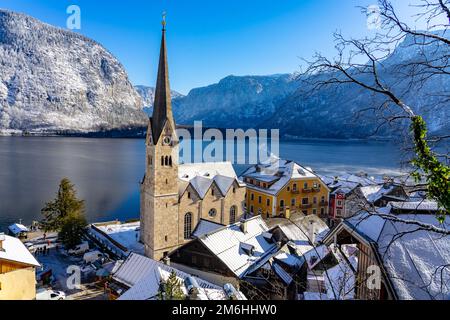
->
[151, 12, 175, 143]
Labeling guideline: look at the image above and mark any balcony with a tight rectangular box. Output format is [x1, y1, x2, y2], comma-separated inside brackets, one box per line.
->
[291, 189, 300, 194]
[300, 204, 312, 209]
[302, 188, 312, 193]
[312, 188, 321, 193]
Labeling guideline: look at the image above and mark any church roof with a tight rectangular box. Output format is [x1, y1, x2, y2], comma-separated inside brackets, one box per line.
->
[150, 22, 175, 143]
[178, 162, 245, 199]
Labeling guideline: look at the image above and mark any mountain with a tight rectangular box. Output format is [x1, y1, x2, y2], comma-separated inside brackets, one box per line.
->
[172, 33, 449, 139]
[172, 74, 299, 129]
[134, 85, 183, 116]
[0, 9, 147, 134]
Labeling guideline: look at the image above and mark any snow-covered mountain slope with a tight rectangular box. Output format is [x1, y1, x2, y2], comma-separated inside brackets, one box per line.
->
[134, 85, 183, 116]
[172, 74, 299, 129]
[172, 33, 449, 138]
[0, 9, 147, 133]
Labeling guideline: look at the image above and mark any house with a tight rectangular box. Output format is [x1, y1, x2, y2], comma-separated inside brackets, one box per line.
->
[357, 183, 408, 208]
[168, 216, 304, 299]
[140, 20, 246, 261]
[388, 200, 442, 215]
[323, 174, 382, 222]
[0, 233, 40, 300]
[8, 223, 30, 239]
[241, 159, 330, 219]
[322, 210, 450, 300]
[111, 252, 245, 300]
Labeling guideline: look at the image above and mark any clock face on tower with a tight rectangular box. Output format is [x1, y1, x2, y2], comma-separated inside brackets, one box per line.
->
[163, 136, 172, 146]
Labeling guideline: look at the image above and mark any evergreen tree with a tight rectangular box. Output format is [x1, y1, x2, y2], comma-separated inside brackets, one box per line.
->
[58, 212, 87, 250]
[157, 271, 186, 300]
[41, 178, 85, 232]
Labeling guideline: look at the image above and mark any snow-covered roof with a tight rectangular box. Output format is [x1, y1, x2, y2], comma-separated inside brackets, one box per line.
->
[8, 223, 29, 235]
[198, 216, 278, 278]
[343, 213, 450, 300]
[303, 245, 332, 270]
[376, 214, 450, 300]
[241, 159, 325, 196]
[345, 210, 389, 243]
[389, 201, 441, 212]
[179, 162, 237, 181]
[359, 184, 405, 203]
[178, 162, 243, 199]
[0, 234, 40, 267]
[94, 221, 144, 254]
[115, 253, 230, 300]
[325, 255, 357, 300]
[192, 219, 224, 238]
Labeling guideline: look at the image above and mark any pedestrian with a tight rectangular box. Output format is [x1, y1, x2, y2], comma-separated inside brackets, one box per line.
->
[43, 246, 47, 255]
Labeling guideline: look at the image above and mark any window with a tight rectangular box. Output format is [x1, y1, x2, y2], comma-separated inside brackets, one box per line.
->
[322, 208, 326, 215]
[304, 182, 308, 189]
[258, 196, 262, 204]
[337, 200, 343, 206]
[165, 156, 169, 166]
[188, 192, 191, 199]
[233, 187, 236, 193]
[208, 208, 217, 217]
[280, 200, 285, 208]
[251, 193, 254, 201]
[266, 199, 270, 206]
[230, 206, 237, 224]
[165, 235, 168, 242]
[148, 155, 152, 166]
[313, 197, 317, 204]
[313, 182, 319, 189]
[321, 196, 325, 203]
[161, 156, 164, 166]
[212, 188, 215, 196]
[293, 184, 297, 191]
[302, 198, 309, 205]
[313, 208, 317, 215]
[184, 213, 192, 239]
[291, 198, 296, 206]
[250, 206, 254, 214]
[169, 157, 173, 167]
[287, 186, 290, 191]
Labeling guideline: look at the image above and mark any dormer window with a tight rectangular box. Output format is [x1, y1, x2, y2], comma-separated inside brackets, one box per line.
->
[240, 243, 255, 256]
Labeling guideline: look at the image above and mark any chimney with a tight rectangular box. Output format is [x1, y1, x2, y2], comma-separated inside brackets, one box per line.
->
[163, 256, 171, 266]
[309, 221, 316, 245]
[0, 233, 5, 251]
[240, 220, 248, 234]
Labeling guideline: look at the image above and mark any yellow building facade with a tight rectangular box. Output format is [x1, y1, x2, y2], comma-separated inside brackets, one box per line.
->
[242, 160, 330, 219]
[0, 235, 40, 300]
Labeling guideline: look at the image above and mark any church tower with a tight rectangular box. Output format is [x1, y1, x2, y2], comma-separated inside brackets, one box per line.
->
[140, 16, 180, 260]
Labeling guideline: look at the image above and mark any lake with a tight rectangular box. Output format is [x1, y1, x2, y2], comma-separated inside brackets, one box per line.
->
[0, 136, 408, 232]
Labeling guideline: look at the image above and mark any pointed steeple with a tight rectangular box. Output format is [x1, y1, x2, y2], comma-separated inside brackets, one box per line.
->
[151, 13, 175, 143]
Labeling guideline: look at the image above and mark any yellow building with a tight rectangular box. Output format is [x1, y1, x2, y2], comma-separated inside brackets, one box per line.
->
[0, 234, 40, 300]
[241, 159, 330, 219]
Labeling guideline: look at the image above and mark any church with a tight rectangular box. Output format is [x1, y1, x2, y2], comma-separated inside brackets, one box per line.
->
[140, 19, 246, 260]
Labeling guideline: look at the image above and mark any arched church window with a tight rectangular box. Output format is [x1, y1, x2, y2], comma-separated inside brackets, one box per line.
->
[161, 156, 164, 166]
[165, 156, 169, 166]
[230, 206, 237, 224]
[184, 213, 192, 239]
[169, 156, 173, 167]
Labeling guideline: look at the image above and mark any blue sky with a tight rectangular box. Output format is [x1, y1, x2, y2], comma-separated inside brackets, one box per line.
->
[1, 0, 424, 94]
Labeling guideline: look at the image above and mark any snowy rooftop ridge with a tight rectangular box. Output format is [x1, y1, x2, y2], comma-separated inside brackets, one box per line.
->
[114, 252, 236, 300]
[0, 234, 40, 267]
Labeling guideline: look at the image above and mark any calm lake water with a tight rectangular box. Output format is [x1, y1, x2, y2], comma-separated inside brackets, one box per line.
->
[0, 136, 407, 232]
